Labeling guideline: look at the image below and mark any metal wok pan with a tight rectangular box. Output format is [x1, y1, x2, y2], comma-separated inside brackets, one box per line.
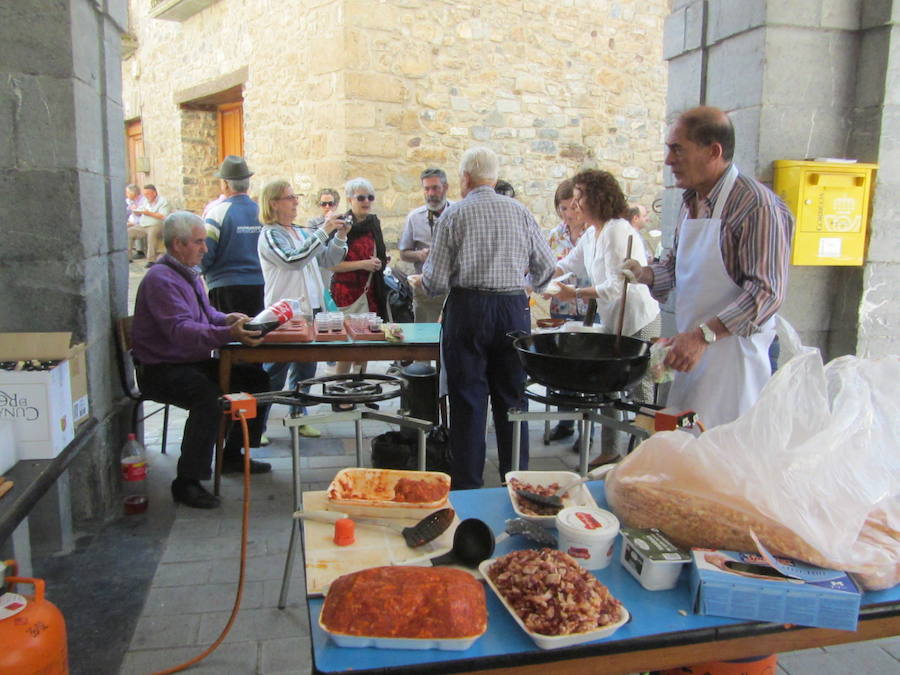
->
[510, 331, 651, 394]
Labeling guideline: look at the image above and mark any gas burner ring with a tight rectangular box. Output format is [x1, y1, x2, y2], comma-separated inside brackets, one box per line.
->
[295, 373, 405, 404]
[523, 381, 629, 409]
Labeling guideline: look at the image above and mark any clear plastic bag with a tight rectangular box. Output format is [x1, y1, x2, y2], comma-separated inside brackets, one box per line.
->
[606, 317, 900, 589]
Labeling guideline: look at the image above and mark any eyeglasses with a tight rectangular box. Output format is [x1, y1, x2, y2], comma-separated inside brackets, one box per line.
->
[277, 194, 299, 201]
[319, 201, 335, 207]
[354, 194, 376, 202]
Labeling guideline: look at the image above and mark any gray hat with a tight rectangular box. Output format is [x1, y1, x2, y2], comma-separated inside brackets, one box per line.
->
[215, 155, 253, 180]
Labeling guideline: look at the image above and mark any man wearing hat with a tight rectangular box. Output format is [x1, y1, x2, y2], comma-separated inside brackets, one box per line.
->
[202, 155, 266, 317]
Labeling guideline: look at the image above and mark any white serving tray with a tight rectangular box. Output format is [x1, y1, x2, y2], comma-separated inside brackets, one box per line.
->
[326, 467, 450, 519]
[317, 614, 485, 651]
[505, 470, 600, 528]
[479, 557, 629, 650]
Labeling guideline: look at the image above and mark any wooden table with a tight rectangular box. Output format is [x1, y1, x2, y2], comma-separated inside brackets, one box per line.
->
[214, 323, 440, 494]
[303, 483, 900, 675]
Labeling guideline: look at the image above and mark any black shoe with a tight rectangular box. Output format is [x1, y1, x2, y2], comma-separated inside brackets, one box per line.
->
[171, 478, 220, 509]
[570, 436, 595, 454]
[364, 402, 379, 410]
[332, 402, 355, 412]
[221, 457, 272, 474]
[144, 261, 154, 269]
[548, 423, 575, 442]
[133, 251, 146, 259]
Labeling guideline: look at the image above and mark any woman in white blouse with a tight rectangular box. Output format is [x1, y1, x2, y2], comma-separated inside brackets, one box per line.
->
[552, 170, 661, 402]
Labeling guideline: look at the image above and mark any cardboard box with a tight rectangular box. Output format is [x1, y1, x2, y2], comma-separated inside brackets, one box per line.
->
[0, 332, 88, 459]
[690, 549, 861, 631]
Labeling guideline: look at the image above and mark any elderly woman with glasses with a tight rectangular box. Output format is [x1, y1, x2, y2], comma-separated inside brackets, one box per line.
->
[307, 188, 341, 229]
[328, 177, 389, 381]
[257, 180, 350, 430]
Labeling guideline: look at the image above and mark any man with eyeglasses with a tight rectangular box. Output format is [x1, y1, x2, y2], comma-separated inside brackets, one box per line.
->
[202, 155, 265, 319]
[399, 168, 452, 322]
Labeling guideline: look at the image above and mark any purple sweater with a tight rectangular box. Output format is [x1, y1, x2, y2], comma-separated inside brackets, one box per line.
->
[132, 255, 233, 364]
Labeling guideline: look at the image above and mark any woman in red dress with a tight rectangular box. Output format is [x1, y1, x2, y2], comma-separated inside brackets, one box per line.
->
[329, 177, 388, 379]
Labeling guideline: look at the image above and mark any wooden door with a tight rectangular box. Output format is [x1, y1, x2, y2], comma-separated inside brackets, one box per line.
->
[125, 120, 146, 187]
[217, 102, 244, 161]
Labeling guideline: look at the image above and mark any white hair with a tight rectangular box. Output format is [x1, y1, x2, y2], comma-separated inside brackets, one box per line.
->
[459, 146, 499, 183]
[226, 177, 251, 193]
[344, 177, 375, 198]
[164, 211, 204, 249]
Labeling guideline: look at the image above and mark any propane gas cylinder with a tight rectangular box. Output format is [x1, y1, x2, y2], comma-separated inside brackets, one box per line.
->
[0, 562, 69, 674]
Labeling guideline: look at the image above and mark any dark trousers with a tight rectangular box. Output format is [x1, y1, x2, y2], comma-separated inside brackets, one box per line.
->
[208, 284, 265, 317]
[137, 360, 270, 481]
[442, 288, 530, 489]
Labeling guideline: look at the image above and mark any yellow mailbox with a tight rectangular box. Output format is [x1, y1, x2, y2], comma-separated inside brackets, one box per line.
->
[773, 159, 877, 266]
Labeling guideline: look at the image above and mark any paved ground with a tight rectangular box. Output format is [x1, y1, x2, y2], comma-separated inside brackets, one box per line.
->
[37, 259, 900, 674]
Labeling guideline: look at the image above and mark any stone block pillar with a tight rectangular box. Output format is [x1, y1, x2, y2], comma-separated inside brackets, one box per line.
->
[0, 0, 131, 528]
[664, 0, 898, 359]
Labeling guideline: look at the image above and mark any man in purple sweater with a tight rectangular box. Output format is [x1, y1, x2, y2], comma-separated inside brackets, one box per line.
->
[132, 211, 271, 509]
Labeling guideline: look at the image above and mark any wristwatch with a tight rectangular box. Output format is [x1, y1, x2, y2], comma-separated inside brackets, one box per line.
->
[698, 322, 717, 344]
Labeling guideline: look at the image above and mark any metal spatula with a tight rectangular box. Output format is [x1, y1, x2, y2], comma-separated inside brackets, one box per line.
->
[515, 464, 614, 510]
[293, 507, 455, 548]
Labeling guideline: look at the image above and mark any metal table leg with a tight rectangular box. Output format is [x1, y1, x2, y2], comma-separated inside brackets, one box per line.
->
[278, 424, 302, 609]
[511, 411, 522, 472]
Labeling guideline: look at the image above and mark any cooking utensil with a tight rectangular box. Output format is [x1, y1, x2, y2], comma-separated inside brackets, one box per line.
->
[495, 518, 558, 546]
[293, 507, 455, 548]
[583, 298, 598, 327]
[509, 331, 650, 393]
[429, 518, 495, 568]
[615, 235, 634, 353]
[515, 464, 614, 510]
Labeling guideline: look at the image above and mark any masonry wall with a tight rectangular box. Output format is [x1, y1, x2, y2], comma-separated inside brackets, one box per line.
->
[0, 0, 131, 529]
[122, 0, 668, 246]
[664, 0, 898, 360]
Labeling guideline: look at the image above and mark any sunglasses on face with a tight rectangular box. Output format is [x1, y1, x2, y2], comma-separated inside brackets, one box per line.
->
[354, 194, 376, 202]
[319, 201, 335, 207]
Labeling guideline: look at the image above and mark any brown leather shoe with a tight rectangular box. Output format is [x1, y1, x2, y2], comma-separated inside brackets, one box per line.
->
[588, 451, 620, 469]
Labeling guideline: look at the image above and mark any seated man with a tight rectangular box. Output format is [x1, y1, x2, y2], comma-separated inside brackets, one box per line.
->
[132, 211, 271, 509]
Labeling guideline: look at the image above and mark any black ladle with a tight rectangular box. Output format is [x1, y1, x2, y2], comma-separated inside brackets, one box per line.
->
[430, 518, 495, 568]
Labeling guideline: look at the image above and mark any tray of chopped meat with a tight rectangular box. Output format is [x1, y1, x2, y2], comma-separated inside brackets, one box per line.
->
[480, 548, 629, 649]
[319, 566, 487, 650]
[326, 467, 451, 519]
[506, 470, 600, 527]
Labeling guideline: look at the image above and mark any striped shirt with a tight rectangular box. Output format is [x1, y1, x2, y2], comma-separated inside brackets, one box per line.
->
[421, 185, 555, 295]
[649, 166, 794, 337]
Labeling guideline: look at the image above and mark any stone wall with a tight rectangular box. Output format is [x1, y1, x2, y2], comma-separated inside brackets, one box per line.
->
[122, 0, 668, 246]
[664, 0, 898, 360]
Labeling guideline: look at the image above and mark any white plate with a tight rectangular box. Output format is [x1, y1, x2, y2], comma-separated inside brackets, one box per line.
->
[505, 470, 600, 528]
[318, 613, 484, 651]
[479, 557, 629, 649]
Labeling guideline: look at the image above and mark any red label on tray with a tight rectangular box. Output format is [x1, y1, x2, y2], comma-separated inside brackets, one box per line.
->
[567, 546, 591, 559]
[575, 511, 603, 530]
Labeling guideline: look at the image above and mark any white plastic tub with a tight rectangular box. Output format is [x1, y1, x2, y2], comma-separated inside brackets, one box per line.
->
[555, 506, 620, 570]
[619, 527, 690, 591]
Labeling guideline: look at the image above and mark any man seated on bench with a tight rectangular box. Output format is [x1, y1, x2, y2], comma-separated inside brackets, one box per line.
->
[131, 211, 271, 509]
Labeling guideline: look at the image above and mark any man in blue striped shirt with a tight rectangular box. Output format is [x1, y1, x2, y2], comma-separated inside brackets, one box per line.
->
[415, 146, 555, 489]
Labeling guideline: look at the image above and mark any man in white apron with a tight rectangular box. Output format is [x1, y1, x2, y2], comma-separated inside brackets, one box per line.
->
[624, 106, 794, 428]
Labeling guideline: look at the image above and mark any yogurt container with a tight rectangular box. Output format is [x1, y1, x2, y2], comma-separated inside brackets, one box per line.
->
[619, 527, 690, 590]
[555, 507, 620, 570]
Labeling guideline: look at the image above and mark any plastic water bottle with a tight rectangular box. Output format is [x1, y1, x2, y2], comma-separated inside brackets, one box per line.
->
[121, 433, 149, 514]
[245, 298, 300, 335]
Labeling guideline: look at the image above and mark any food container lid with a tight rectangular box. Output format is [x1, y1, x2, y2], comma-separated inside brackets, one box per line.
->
[556, 506, 619, 538]
[620, 527, 690, 562]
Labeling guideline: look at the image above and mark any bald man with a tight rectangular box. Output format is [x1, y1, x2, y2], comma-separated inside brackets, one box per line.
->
[624, 106, 793, 428]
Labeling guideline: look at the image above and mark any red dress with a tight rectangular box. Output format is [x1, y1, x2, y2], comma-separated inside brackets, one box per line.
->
[331, 231, 378, 312]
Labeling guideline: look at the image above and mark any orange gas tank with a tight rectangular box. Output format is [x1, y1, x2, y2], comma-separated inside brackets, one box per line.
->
[0, 564, 69, 675]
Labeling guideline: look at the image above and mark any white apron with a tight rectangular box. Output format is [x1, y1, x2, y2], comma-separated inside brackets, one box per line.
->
[667, 165, 775, 428]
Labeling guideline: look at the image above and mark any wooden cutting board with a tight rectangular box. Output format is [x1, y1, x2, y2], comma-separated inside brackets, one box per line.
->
[302, 490, 459, 596]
